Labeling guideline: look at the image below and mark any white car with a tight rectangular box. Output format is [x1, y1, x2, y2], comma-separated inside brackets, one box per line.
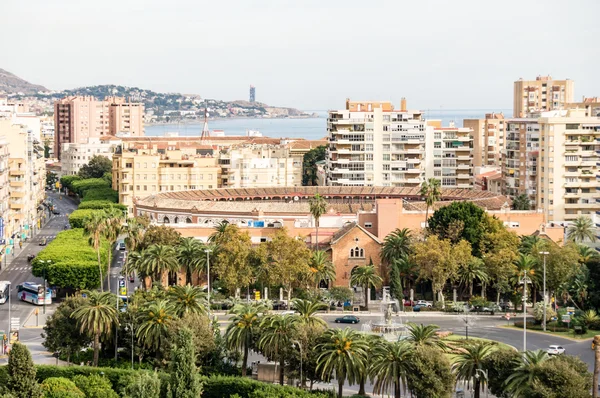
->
[416, 300, 432, 308]
[281, 310, 297, 316]
[547, 345, 566, 355]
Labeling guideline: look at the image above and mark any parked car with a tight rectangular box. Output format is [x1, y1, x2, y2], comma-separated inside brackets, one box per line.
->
[119, 242, 126, 251]
[281, 310, 297, 316]
[52, 210, 60, 215]
[27, 254, 35, 262]
[335, 315, 360, 324]
[403, 299, 415, 307]
[272, 300, 288, 310]
[547, 345, 565, 355]
[416, 300, 432, 308]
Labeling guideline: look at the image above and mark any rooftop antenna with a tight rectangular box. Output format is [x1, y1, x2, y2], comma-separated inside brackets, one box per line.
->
[201, 101, 210, 141]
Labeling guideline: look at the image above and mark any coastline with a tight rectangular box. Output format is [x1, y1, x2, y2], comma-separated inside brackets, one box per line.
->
[146, 114, 321, 127]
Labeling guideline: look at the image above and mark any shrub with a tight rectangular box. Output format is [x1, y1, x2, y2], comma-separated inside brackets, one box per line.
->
[41, 377, 84, 398]
[533, 302, 557, 323]
[82, 188, 119, 203]
[513, 321, 570, 333]
[78, 201, 127, 212]
[72, 374, 118, 398]
[406, 346, 454, 398]
[6, 342, 42, 398]
[60, 175, 82, 191]
[34, 366, 139, 393]
[481, 349, 520, 398]
[119, 372, 162, 398]
[71, 178, 110, 197]
[68, 209, 106, 228]
[201, 375, 333, 398]
[31, 229, 109, 290]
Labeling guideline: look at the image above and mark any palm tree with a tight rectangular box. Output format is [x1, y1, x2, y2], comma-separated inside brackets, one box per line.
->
[167, 285, 207, 317]
[381, 228, 412, 264]
[71, 291, 119, 366]
[567, 216, 597, 243]
[519, 235, 542, 255]
[310, 250, 336, 290]
[350, 265, 383, 311]
[578, 244, 599, 264]
[370, 340, 414, 398]
[504, 350, 549, 396]
[458, 257, 489, 298]
[512, 194, 531, 210]
[83, 212, 107, 291]
[308, 193, 328, 249]
[258, 314, 298, 385]
[140, 244, 179, 287]
[406, 323, 448, 350]
[316, 328, 369, 398]
[392, 255, 416, 292]
[452, 342, 496, 398]
[581, 309, 600, 327]
[177, 237, 206, 285]
[126, 250, 146, 288]
[208, 220, 229, 244]
[103, 208, 125, 293]
[292, 298, 326, 328]
[225, 302, 267, 376]
[513, 254, 537, 311]
[124, 217, 145, 252]
[136, 299, 176, 355]
[420, 178, 441, 227]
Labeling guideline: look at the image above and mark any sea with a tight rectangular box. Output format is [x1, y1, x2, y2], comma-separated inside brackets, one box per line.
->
[144, 109, 512, 141]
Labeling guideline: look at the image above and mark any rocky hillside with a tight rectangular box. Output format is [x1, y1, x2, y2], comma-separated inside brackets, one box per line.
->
[0, 68, 47, 94]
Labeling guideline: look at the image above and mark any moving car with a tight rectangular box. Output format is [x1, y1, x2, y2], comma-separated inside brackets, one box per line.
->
[52, 210, 60, 215]
[416, 300, 432, 308]
[335, 315, 360, 324]
[547, 345, 565, 355]
[27, 254, 35, 262]
[118, 242, 126, 251]
[39, 238, 47, 246]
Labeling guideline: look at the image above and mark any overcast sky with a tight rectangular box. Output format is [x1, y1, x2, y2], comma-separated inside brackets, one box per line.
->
[2, 0, 599, 110]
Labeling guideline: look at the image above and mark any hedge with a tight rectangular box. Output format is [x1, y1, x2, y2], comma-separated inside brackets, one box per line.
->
[513, 321, 571, 333]
[78, 200, 127, 212]
[71, 178, 110, 196]
[82, 188, 119, 203]
[68, 209, 106, 228]
[60, 175, 82, 191]
[201, 375, 334, 398]
[31, 229, 109, 290]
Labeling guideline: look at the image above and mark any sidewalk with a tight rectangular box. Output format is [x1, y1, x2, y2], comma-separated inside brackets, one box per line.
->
[22, 307, 55, 329]
[1, 214, 52, 270]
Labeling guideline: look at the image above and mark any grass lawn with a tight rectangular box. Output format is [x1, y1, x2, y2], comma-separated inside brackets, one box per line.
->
[503, 325, 599, 341]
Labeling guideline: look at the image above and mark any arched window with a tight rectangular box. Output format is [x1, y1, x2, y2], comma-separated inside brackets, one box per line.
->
[174, 217, 179, 224]
[349, 247, 364, 258]
[163, 217, 170, 224]
[186, 217, 193, 223]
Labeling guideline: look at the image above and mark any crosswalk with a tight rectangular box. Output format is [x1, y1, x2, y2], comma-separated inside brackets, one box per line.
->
[3, 266, 32, 273]
[36, 235, 56, 240]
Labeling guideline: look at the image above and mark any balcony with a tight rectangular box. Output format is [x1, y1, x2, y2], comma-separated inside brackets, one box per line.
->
[457, 164, 471, 170]
[10, 181, 25, 188]
[457, 183, 472, 189]
[564, 203, 599, 209]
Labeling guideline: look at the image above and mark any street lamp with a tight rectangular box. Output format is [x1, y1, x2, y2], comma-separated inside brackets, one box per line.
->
[539, 251, 549, 332]
[38, 260, 51, 314]
[205, 248, 212, 315]
[292, 340, 303, 388]
[521, 270, 531, 351]
[125, 323, 134, 370]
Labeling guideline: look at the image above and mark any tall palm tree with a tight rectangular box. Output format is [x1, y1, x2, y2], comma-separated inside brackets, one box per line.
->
[519, 235, 542, 255]
[136, 299, 176, 355]
[420, 178, 441, 227]
[103, 208, 125, 293]
[140, 244, 179, 287]
[126, 250, 146, 288]
[225, 302, 267, 376]
[308, 193, 328, 249]
[406, 323, 448, 350]
[452, 342, 496, 398]
[513, 254, 537, 311]
[381, 228, 412, 264]
[71, 291, 119, 366]
[392, 255, 416, 292]
[167, 285, 207, 317]
[458, 257, 489, 298]
[350, 265, 383, 311]
[512, 194, 531, 210]
[208, 220, 230, 244]
[292, 298, 326, 328]
[370, 340, 414, 398]
[84, 212, 107, 291]
[504, 350, 549, 396]
[177, 237, 206, 285]
[310, 250, 336, 290]
[258, 314, 298, 385]
[124, 217, 145, 252]
[316, 328, 369, 398]
[578, 244, 599, 264]
[567, 216, 597, 243]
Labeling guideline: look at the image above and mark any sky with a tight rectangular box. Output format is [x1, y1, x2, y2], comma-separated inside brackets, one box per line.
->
[1, 0, 599, 110]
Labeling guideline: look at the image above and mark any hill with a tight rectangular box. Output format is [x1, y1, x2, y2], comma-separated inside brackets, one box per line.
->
[0, 68, 48, 94]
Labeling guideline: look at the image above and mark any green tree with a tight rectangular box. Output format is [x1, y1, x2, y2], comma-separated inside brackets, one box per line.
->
[136, 299, 176, 355]
[528, 354, 592, 398]
[458, 257, 489, 298]
[309, 250, 335, 290]
[406, 346, 454, 398]
[292, 298, 326, 328]
[42, 296, 91, 364]
[258, 314, 298, 385]
[103, 207, 125, 293]
[420, 178, 441, 226]
[124, 217, 147, 252]
[140, 244, 179, 287]
[120, 372, 161, 398]
[72, 374, 118, 398]
[167, 285, 207, 317]
[567, 216, 597, 243]
[167, 312, 216, 366]
[6, 342, 42, 398]
[177, 237, 205, 285]
[452, 342, 496, 398]
[350, 265, 383, 311]
[140, 225, 182, 250]
[84, 212, 107, 291]
[208, 220, 229, 244]
[78, 155, 113, 179]
[71, 291, 119, 366]
[316, 328, 369, 398]
[504, 350, 550, 396]
[225, 302, 267, 376]
[46, 171, 58, 187]
[309, 194, 328, 249]
[302, 146, 326, 186]
[513, 254, 537, 311]
[211, 224, 254, 295]
[381, 228, 412, 264]
[328, 286, 353, 304]
[167, 328, 203, 398]
[481, 223, 520, 303]
[370, 340, 414, 398]
[512, 194, 531, 210]
[481, 348, 520, 398]
[428, 201, 486, 255]
[40, 378, 84, 398]
[406, 323, 448, 350]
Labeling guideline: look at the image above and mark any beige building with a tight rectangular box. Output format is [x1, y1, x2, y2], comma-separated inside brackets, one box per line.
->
[566, 96, 600, 118]
[218, 144, 302, 188]
[513, 76, 574, 118]
[463, 113, 505, 169]
[0, 135, 10, 252]
[537, 109, 600, 222]
[61, 137, 120, 176]
[54, 96, 144, 159]
[430, 122, 474, 189]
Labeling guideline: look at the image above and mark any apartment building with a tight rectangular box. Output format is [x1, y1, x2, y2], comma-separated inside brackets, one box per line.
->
[463, 113, 505, 169]
[218, 144, 302, 188]
[537, 109, 600, 222]
[61, 137, 120, 176]
[566, 96, 600, 118]
[431, 122, 474, 189]
[513, 76, 574, 118]
[326, 99, 434, 187]
[54, 96, 144, 159]
[0, 136, 9, 249]
[502, 119, 540, 207]
[112, 138, 220, 214]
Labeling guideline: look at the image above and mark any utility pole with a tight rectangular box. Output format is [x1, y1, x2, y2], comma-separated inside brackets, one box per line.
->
[540, 251, 549, 332]
[523, 271, 528, 352]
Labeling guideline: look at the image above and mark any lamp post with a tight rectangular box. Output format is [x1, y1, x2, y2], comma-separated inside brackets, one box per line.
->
[125, 323, 134, 370]
[522, 271, 529, 351]
[205, 248, 212, 315]
[39, 260, 51, 314]
[539, 251, 549, 331]
[292, 340, 303, 388]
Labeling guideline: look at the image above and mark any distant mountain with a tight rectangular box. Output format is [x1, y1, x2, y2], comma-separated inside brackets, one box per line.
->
[0, 68, 47, 94]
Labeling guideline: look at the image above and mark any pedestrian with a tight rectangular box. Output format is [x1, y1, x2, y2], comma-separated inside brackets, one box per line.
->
[18, 241, 22, 249]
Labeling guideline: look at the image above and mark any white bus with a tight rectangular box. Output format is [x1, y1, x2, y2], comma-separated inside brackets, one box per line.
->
[0, 281, 9, 304]
[16, 282, 52, 305]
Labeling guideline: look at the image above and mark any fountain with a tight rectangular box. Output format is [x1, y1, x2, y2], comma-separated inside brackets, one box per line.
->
[367, 289, 407, 341]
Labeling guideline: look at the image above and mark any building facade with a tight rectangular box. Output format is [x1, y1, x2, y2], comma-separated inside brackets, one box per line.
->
[61, 138, 119, 176]
[513, 76, 574, 118]
[463, 113, 505, 169]
[537, 109, 600, 222]
[54, 96, 144, 159]
[431, 123, 474, 189]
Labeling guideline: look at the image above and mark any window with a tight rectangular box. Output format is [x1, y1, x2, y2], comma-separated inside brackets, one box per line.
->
[364, 222, 372, 228]
[383, 154, 390, 161]
[349, 247, 365, 258]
